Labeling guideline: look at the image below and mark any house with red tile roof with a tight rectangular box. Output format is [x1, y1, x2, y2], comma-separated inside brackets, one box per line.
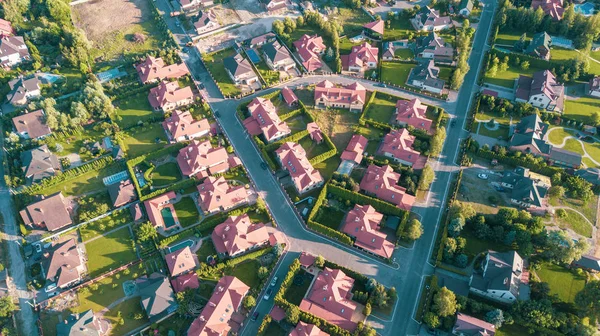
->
[163, 110, 211, 143]
[395, 98, 433, 133]
[363, 20, 384, 39]
[299, 267, 358, 331]
[12, 109, 52, 139]
[294, 34, 326, 72]
[264, 0, 288, 11]
[275, 142, 324, 194]
[341, 204, 394, 259]
[531, 0, 564, 20]
[135, 55, 190, 84]
[245, 97, 291, 143]
[378, 129, 425, 169]
[107, 179, 137, 207]
[314, 80, 367, 112]
[290, 322, 330, 336]
[144, 191, 179, 230]
[197, 176, 249, 214]
[148, 80, 194, 112]
[43, 239, 85, 288]
[281, 87, 299, 107]
[20, 193, 72, 232]
[341, 134, 368, 165]
[165, 246, 199, 277]
[452, 313, 496, 335]
[299, 252, 316, 268]
[341, 42, 378, 73]
[176, 139, 230, 178]
[171, 273, 199, 293]
[307, 122, 323, 144]
[211, 214, 270, 257]
[359, 164, 416, 211]
[187, 276, 250, 336]
[0, 19, 13, 38]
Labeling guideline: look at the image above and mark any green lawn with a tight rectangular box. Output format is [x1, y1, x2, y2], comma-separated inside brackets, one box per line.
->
[283, 269, 313, 306]
[381, 62, 416, 88]
[536, 262, 586, 303]
[385, 18, 413, 41]
[496, 323, 531, 336]
[549, 193, 598, 228]
[85, 227, 138, 278]
[364, 92, 398, 124]
[474, 107, 514, 126]
[477, 123, 510, 140]
[151, 162, 182, 187]
[122, 122, 168, 158]
[298, 135, 331, 160]
[80, 209, 132, 241]
[339, 37, 365, 54]
[196, 239, 217, 263]
[256, 61, 280, 86]
[484, 63, 540, 88]
[53, 127, 105, 163]
[438, 66, 453, 82]
[154, 314, 194, 336]
[114, 93, 157, 128]
[313, 205, 344, 230]
[104, 297, 149, 334]
[564, 95, 600, 123]
[40, 164, 122, 197]
[494, 31, 523, 46]
[225, 260, 261, 289]
[174, 196, 200, 228]
[556, 208, 593, 238]
[461, 227, 510, 260]
[394, 48, 414, 60]
[332, 7, 372, 36]
[263, 321, 287, 336]
[547, 127, 575, 145]
[203, 48, 243, 97]
[313, 156, 341, 182]
[77, 266, 144, 313]
[563, 138, 585, 155]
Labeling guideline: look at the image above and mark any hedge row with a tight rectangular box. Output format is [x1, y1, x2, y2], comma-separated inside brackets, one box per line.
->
[139, 178, 198, 202]
[263, 130, 309, 152]
[127, 142, 186, 167]
[110, 82, 157, 102]
[279, 108, 303, 121]
[309, 148, 337, 166]
[395, 210, 410, 238]
[306, 184, 353, 245]
[328, 184, 407, 217]
[257, 315, 272, 336]
[274, 258, 301, 303]
[435, 170, 463, 264]
[473, 147, 562, 177]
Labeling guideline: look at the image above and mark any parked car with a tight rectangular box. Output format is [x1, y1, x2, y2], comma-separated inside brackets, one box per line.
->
[494, 185, 505, 192]
[477, 173, 489, 180]
[251, 311, 260, 321]
[270, 276, 278, 287]
[45, 283, 57, 293]
[263, 287, 273, 300]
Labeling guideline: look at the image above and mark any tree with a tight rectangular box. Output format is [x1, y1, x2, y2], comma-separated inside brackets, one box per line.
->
[423, 312, 440, 328]
[575, 281, 600, 323]
[363, 302, 372, 316]
[325, 47, 335, 61]
[135, 222, 158, 242]
[243, 295, 256, 309]
[433, 287, 457, 317]
[272, 243, 283, 256]
[272, 20, 284, 35]
[430, 127, 446, 157]
[448, 216, 465, 237]
[449, 201, 476, 220]
[591, 111, 600, 126]
[286, 305, 300, 324]
[485, 309, 505, 328]
[0, 297, 14, 318]
[406, 219, 424, 240]
[366, 278, 378, 293]
[548, 186, 565, 198]
[418, 165, 435, 191]
[520, 61, 530, 70]
[314, 255, 325, 268]
[565, 176, 594, 203]
[283, 17, 297, 33]
[258, 266, 269, 280]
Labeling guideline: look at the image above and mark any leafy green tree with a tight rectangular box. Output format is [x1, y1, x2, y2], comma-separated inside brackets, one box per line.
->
[418, 165, 435, 191]
[285, 305, 300, 324]
[433, 287, 457, 317]
[135, 222, 158, 242]
[485, 309, 505, 328]
[448, 216, 465, 237]
[363, 302, 372, 316]
[314, 255, 325, 268]
[575, 281, 600, 323]
[406, 219, 423, 240]
[258, 266, 269, 280]
[243, 295, 256, 309]
[424, 312, 440, 328]
[0, 297, 15, 318]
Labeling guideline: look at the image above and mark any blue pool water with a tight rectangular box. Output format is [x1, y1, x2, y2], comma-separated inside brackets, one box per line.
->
[168, 239, 195, 253]
[575, 3, 594, 16]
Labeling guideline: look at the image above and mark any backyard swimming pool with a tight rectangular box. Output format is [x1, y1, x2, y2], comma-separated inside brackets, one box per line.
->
[168, 239, 195, 253]
[161, 207, 178, 228]
[575, 2, 595, 16]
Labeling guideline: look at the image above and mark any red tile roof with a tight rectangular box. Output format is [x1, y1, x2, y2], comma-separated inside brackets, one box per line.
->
[0, 19, 13, 37]
[453, 313, 496, 335]
[395, 98, 432, 133]
[12, 109, 51, 139]
[294, 34, 325, 71]
[136, 56, 189, 83]
[176, 139, 229, 177]
[45, 239, 83, 288]
[247, 97, 291, 142]
[299, 252, 316, 268]
[340, 134, 368, 164]
[290, 322, 330, 336]
[20, 193, 72, 231]
[307, 122, 323, 143]
[187, 276, 250, 336]
[275, 142, 323, 193]
[242, 117, 263, 136]
[314, 80, 366, 107]
[165, 246, 199, 277]
[299, 267, 357, 331]
[363, 20, 385, 35]
[270, 305, 287, 322]
[197, 176, 248, 213]
[378, 129, 424, 169]
[107, 179, 137, 207]
[148, 80, 194, 110]
[359, 164, 416, 211]
[163, 110, 210, 142]
[281, 86, 298, 106]
[144, 191, 178, 228]
[211, 214, 269, 256]
[343, 42, 378, 71]
[342, 205, 394, 258]
[531, 0, 564, 20]
[171, 273, 200, 293]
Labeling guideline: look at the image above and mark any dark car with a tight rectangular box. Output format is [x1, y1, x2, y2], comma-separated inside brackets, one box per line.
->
[251, 311, 260, 321]
[260, 162, 268, 170]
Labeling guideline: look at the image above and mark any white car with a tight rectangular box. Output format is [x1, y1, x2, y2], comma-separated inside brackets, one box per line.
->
[34, 243, 42, 253]
[45, 283, 57, 293]
[477, 173, 489, 180]
[270, 276, 278, 287]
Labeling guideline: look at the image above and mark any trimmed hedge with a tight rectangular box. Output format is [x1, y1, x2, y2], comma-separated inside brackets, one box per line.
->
[280, 108, 303, 121]
[139, 178, 197, 202]
[304, 184, 353, 246]
[395, 210, 410, 237]
[473, 147, 562, 177]
[263, 130, 309, 152]
[328, 184, 407, 217]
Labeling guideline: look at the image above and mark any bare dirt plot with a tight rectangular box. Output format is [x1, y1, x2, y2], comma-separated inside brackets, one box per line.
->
[72, 0, 164, 64]
[212, 5, 242, 26]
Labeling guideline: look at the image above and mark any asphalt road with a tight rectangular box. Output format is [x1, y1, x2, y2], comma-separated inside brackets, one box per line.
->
[155, 0, 498, 334]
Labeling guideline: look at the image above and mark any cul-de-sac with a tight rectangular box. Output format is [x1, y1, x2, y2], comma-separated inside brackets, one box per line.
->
[0, 0, 599, 335]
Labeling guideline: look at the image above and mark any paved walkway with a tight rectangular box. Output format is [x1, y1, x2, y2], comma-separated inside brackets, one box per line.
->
[546, 128, 600, 166]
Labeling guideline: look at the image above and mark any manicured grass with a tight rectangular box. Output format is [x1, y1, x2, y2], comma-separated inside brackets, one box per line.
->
[339, 37, 365, 54]
[54, 127, 104, 163]
[381, 62, 415, 88]
[394, 48, 414, 59]
[225, 260, 261, 289]
[536, 262, 586, 303]
[40, 164, 122, 197]
[364, 92, 398, 124]
[496, 323, 531, 336]
[484, 63, 540, 88]
[256, 61, 280, 86]
[332, 7, 372, 36]
[122, 122, 168, 158]
[556, 208, 593, 238]
[80, 209, 132, 241]
[474, 107, 514, 126]
[547, 127, 575, 145]
[564, 95, 600, 123]
[283, 269, 313, 306]
[563, 138, 585, 155]
[151, 162, 182, 187]
[104, 297, 149, 334]
[477, 123, 510, 140]
[461, 227, 510, 260]
[114, 93, 157, 128]
[173, 196, 200, 228]
[298, 135, 331, 159]
[196, 240, 217, 263]
[77, 266, 144, 313]
[549, 193, 598, 227]
[203, 48, 243, 97]
[494, 31, 523, 46]
[583, 157, 599, 168]
[313, 156, 341, 181]
[313, 205, 344, 230]
[583, 141, 600, 165]
[263, 321, 287, 336]
[551, 47, 580, 62]
[385, 18, 413, 41]
[223, 169, 250, 185]
[154, 314, 194, 335]
[85, 226, 138, 278]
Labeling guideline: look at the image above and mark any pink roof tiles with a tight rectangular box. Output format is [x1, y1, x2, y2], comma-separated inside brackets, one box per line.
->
[187, 276, 250, 336]
[299, 267, 358, 331]
[290, 322, 330, 336]
[275, 142, 324, 194]
[395, 98, 433, 133]
[314, 80, 367, 108]
[165, 246, 199, 277]
[342, 205, 394, 259]
[211, 214, 269, 256]
[359, 164, 416, 211]
[136, 55, 189, 83]
[247, 97, 291, 142]
[340, 134, 368, 164]
[453, 313, 496, 335]
[12, 109, 52, 139]
[342, 42, 378, 71]
[378, 129, 425, 169]
[171, 273, 200, 293]
[270, 305, 287, 322]
[531, 0, 564, 20]
[294, 34, 325, 72]
[363, 20, 384, 35]
[299, 252, 316, 268]
[281, 86, 299, 106]
[20, 193, 72, 231]
[307, 122, 323, 144]
[148, 80, 194, 111]
[163, 110, 210, 142]
[176, 140, 229, 177]
[197, 176, 248, 213]
[143, 191, 178, 228]
[0, 19, 13, 37]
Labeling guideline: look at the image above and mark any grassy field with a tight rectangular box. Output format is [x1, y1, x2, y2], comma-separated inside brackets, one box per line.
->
[496, 323, 531, 336]
[151, 162, 182, 187]
[536, 262, 586, 303]
[555, 208, 593, 237]
[114, 92, 157, 128]
[484, 63, 539, 88]
[40, 164, 122, 197]
[80, 209, 132, 241]
[196, 239, 217, 263]
[384, 18, 413, 41]
[77, 266, 144, 313]
[364, 92, 399, 124]
[122, 122, 168, 158]
[547, 127, 575, 145]
[563, 138, 585, 155]
[331, 7, 372, 36]
[255, 61, 280, 86]
[153, 314, 193, 336]
[494, 31, 523, 46]
[104, 297, 149, 334]
[339, 37, 365, 54]
[395, 48, 414, 59]
[461, 227, 510, 260]
[174, 196, 200, 228]
[477, 123, 510, 139]
[564, 95, 600, 123]
[313, 156, 341, 182]
[549, 193, 598, 227]
[308, 105, 361, 151]
[283, 269, 313, 306]
[381, 62, 415, 88]
[85, 226, 138, 278]
[203, 48, 242, 97]
[456, 170, 509, 215]
[54, 127, 105, 163]
[298, 135, 331, 159]
[313, 205, 344, 230]
[225, 260, 261, 289]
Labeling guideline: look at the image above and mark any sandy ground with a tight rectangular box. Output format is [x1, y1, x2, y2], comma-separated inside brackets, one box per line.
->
[72, 0, 150, 41]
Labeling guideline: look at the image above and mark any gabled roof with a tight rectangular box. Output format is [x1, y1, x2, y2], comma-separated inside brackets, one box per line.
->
[290, 321, 330, 336]
[135, 55, 189, 83]
[144, 191, 178, 228]
[458, 0, 474, 12]
[549, 147, 581, 167]
[589, 76, 600, 92]
[415, 32, 454, 59]
[194, 10, 219, 29]
[107, 179, 137, 207]
[165, 246, 199, 277]
[307, 122, 323, 143]
[515, 70, 564, 111]
[471, 250, 523, 298]
[20, 192, 71, 231]
[378, 129, 424, 169]
[21, 145, 61, 182]
[575, 168, 600, 185]
[137, 273, 177, 319]
[0, 35, 29, 61]
[343, 42, 378, 70]
[148, 80, 194, 110]
[12, 109, 51, 139]
[163, 109, 210, 141]
[509, 114, 551, 154]
[573, 254, 600, 271]
[263, 40, 293, 64]
[211, 214, 269, 256]
[224, 53, 255, 78]
[294, 35, 325, 71]
[340, 134, 368, 164]
[395, 98, 433, 132]
[526, 32, 551, 58]
[171, 273, 200, 293]
[56, 309, 108, 336]
[531, 0, 564, 20]
[415, 6, 452, 28]
[281, 86, 298, 105]
[187, 276, 250, 336]
[409, 60, 445, 89]
[176, 139, 229, 177]
[247, 97, 291, 142]
[0, 19, 13, 37]
[275, 142, 323, 192]
[197, 176, 248, 212]
[314, 80, 367, 106]
[363, 19, 384, 35]
[359, 164, 415, 211]
[453, 313, 496, 336]
[44, 239, 82, 287]
[342, 204, 394, 258]
[6, 76, 42, 106]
